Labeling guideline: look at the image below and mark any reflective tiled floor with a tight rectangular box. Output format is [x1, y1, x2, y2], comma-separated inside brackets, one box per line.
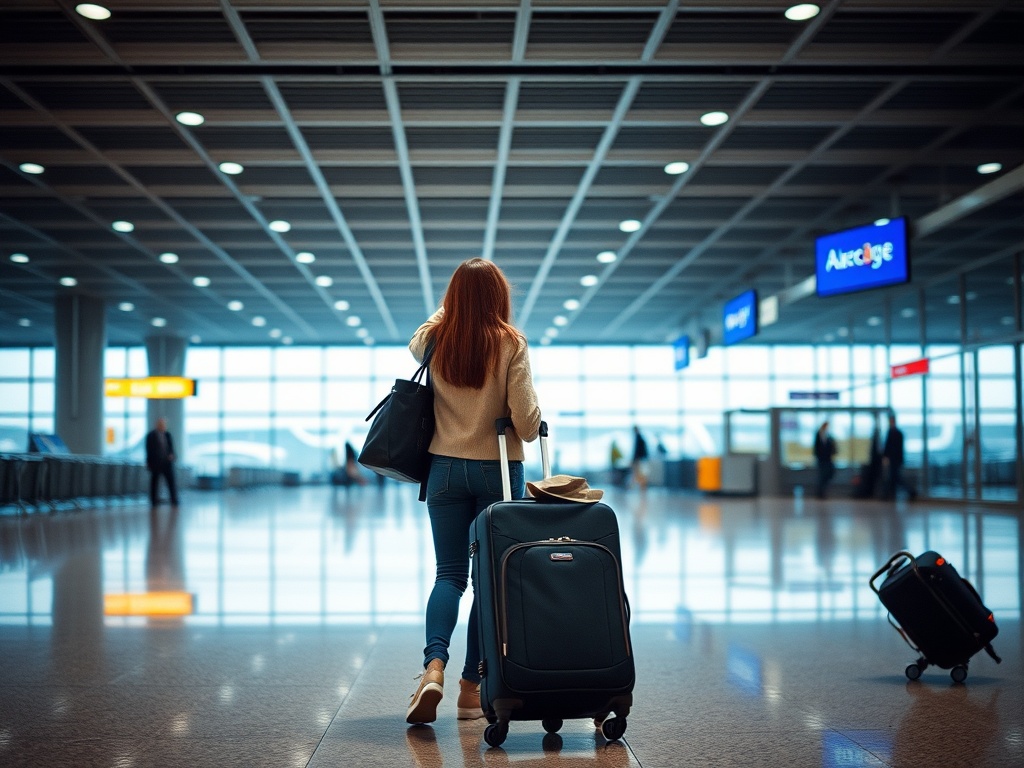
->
[1, 485, 1021, 767]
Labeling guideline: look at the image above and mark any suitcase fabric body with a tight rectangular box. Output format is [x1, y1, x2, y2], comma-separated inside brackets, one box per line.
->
[470, 420, 634, 746]
[872, 550, 1000, 680]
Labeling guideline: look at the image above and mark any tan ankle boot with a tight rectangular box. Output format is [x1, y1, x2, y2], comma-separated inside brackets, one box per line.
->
[406, 659, 445, 724]
[456, 678, 485, 720]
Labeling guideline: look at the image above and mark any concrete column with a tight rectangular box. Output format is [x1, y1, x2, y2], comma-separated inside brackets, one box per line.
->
[145, 335, 187, 457]
[54, 294, 106, 455]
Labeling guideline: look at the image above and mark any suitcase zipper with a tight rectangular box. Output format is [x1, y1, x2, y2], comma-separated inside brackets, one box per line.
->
[498, 538, 632, 659]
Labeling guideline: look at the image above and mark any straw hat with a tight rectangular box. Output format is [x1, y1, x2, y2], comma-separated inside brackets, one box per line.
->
[526, 474, 604, 503]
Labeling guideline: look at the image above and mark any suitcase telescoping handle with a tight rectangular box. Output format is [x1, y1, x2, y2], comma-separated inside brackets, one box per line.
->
[869, 550, 916, 595]
[495, 418, 549, 502]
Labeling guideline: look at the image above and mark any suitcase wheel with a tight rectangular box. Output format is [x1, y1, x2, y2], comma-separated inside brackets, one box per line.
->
[484, 722, 509, 748]
[905, 663, 923, 681]
[601, 716, 628, 741]
[950, 665, 968, 684]
[542, 718, 563, 734]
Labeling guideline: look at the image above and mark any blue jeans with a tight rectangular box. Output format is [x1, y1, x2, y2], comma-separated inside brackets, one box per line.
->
[423, 455, 525, 682]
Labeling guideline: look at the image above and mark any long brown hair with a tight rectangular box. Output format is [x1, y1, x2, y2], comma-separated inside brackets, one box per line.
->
[430, 258, 522, 389]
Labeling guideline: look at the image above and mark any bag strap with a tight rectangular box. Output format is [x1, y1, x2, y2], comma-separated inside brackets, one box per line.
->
[412, 337, 435, 388]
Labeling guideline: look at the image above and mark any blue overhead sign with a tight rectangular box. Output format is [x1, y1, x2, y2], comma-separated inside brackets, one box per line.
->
[722, 290, 758, 345]
[815, 217, 910, 297]
[673, 335, 690, 371]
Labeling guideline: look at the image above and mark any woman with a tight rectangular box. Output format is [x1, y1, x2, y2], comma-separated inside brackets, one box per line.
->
[405, 258, 541, 725]
[814, 421, 837, 500]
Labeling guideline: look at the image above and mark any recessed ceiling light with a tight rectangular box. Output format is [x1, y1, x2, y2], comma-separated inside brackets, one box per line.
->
[823, 334, 834, 343]
[700, 111, 729, 126]
[545, 327, 559, 338]
[553, 315, 568, 327]
[356, 328, 369, 338]
[965, 291, 978, 301]
[539, 337, 551, 346]
[218, 162, 244, 175]
[597, 251, 617, 263]
[333, 299, 350, 311]
[315, 275, 333, 287]
[947, 294, 960, 305]
[1002, 316, 1015, 326]
[159, 252, 178, 264]
[282, 336, 293, 345]
[112, 220, 134, 233]
[296, 252, 316, 264]
[18, 318, 31, 327]
[866, 316, 882, 326]
[269, 220, 291, 233]
[59, 276, 78, 287]
[151, 317, 167, 327]
[269, 328, 282, 339]
[10, 253, 29, 264]
[784, 4, 820, 21]
[175, 111, 205, 126]
[563, 299, 580, 311]
[664, 161, 690, 175]
[874, 218, 890, 226]
[618, 219, 642, 233]
[227, 300, 244, 311]
[580, 275, 599, 287]
[977, 162, 1002, 175]
[362, 337, 375, 346]
[346, 316, 361, 327]
[190, 335, 202, 344]
[118, 302, 135, 312]
[19, 162, 45, 174]
[900, 307, 915, 319]
[836, 327, 849, 337]
[75, 4, 111, 20]
[252, 316, 266, 327]
[192, 276, 211, 287]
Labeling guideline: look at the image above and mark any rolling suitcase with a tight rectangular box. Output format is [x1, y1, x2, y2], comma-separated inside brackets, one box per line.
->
[470, 418, 634, 748]
[869, 550, 1001, 683]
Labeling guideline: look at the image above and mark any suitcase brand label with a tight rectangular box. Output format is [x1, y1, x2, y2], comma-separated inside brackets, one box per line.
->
[550, 552, 574, 561]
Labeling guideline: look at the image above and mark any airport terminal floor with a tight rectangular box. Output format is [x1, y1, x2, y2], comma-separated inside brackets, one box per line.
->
[1, 484, 1021, 768]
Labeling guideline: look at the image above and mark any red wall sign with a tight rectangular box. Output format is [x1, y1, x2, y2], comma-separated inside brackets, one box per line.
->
[891, 358, 930, 379]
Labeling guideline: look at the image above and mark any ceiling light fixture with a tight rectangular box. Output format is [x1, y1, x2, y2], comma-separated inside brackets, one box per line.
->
[159, 252, 178, 264]
[784, 4, 820, 21]
[218, 162, 244, 175]
[580, 275, 599, 287]
[192, 276, 210, 287]
[664, 161, 690, 175]
[874, 218, 890, 226]
[269, 329, 282, 339]
[175, 111, 205, 126]
[700, 111, 729, 126]
[296, 252, 315, 264]
[333, 300, 350, 311]
[151, 317, 167, 327]
[59, 277, 78, 287]
[539, 337, 551, 346]
[252, 316, 266, 327]
[977, 162, 1002, 175]
[315, 276, 333, 287]
[553, 315, 568, 327]
[75, 4, 111, 20]
[363, 337, 375, 346]
[269, 220, 291, 233]
[900, 308, 915, 318]
[190, 335, 202, 344]
[282, 337, 294, 345]
[112, 220, 134, 233]
[563, 299, 580, 311]
[19, 162, 45, 174]
[227, 300, 244, 311]
[597, 251, 617, 264]
[10, 253, 29, 264]
[836, 327, 849, 337]
[18, 318, 31, 327]
[545, 328, 559, 338]
[1002, 316, 1015, 326]
[947, 295, 960, 305]
[866, 316, 882, 327]
[356, 328, 369, 338]
[118, 302, 135, 312]
[345, 316, 361, 327]
[618, 219, 642, 233]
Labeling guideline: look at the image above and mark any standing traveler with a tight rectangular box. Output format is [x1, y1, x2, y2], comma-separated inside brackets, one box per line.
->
[145, 417, 179, 507]
[405, 258, 541, 725]
[882, 414, 918, 501]
[813, 421, 837, 499]
[631, 426, 649, 492]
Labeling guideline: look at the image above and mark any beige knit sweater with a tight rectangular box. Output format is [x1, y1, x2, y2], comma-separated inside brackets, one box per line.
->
[409, 308, 541, 461]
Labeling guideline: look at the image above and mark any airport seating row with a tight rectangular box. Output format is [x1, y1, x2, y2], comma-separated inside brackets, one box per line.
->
[226, 466, 285, 488]
[0, 454, 148, 513]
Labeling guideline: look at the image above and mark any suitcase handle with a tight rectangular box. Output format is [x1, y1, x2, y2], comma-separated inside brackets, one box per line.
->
[495, 418, 549, 502]
[869, 550, 916, 596]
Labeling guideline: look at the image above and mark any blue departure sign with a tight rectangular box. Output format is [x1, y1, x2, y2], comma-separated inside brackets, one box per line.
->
[722, 290, 758, 345]
[673, 335, 690, 371]
[815, 217, 910, 297]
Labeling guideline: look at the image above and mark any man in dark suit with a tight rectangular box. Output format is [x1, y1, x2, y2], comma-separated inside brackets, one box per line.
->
[145, 417, 179, 507]
[882, 414, 917, 501]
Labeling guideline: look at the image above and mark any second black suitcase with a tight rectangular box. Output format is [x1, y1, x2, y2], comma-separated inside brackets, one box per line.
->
[870, 550, 1001, 682]
[470, 419, 634, 748]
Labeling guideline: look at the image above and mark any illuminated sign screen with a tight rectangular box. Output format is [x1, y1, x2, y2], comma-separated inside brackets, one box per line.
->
[815, 217, 910, 297]
[105, 377, 197, 399]
[673, 335, 690, 371]
[722, 290, 758, 345]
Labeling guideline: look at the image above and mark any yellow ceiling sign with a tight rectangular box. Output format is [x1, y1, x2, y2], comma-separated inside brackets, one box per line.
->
[105, 377, 197, 398]
[104, 591, 196, 617]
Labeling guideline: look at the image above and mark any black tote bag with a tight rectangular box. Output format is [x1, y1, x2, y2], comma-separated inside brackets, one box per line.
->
[358, 345, 435, 487]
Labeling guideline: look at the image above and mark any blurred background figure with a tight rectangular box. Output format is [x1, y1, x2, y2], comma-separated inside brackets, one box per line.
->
[631, 425, 649, 493]
[882, 414, 917, 501]
[813, 420, 837, 500]
[145, 417, 178, 508]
